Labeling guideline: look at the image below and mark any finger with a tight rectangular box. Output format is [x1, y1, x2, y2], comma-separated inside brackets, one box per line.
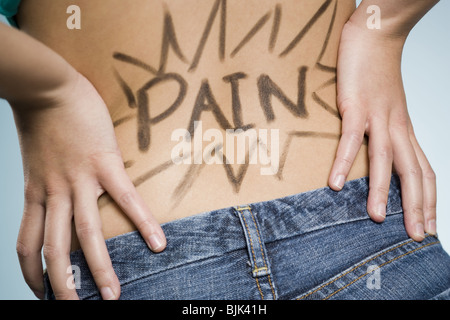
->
[43, 196, 79, 300]
[391, 128, 425, 241]
[409, 131, 437, 235]
[329, 108, 366, 191]
[16, 200, 45, 299]
[99, 167, 167, 252]
[73, 182, 120, 300]
[366, 119, 393, 223]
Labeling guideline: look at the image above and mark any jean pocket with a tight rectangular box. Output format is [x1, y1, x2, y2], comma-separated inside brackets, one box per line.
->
[294, 235, 449, 300]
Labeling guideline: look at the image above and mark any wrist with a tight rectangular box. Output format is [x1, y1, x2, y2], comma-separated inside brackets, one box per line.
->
[340, 18, 406, 59]
[345, 10, 408, 46]
[348, 0, 439, 42]
[10, 63, 80, 114]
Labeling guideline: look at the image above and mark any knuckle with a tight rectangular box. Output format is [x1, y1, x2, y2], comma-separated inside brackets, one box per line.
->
[423, 167, 436, 181]
[408, 205, 424, 218]
[136, 218, 155, 234]
[424, 202, 437, 213]
[338, 97, 358, 114]
[42, 243, 63, 261]
[369, 145, 393, 162]
[389, 125, 409, 139]
[373, 184, 390, 197]
[336, 157, 353, 169]
[16, 240, 33, 259]
[408, 165, 423, 178]
[66, 172, 83, 186]
[24, 185, 41, 203]
[44, 199, 58, 213]
[390, 113, 409, 130]
[90, 267, 112, 282]
[377, 145, 393, 160]
[118, 190, 135, 207]
[76, 222, 100, 242]
[44, 182, 61, 197]
[88, 151, 123, 171]
[343, 129, 364, 144]
[336, 155, 353, 169]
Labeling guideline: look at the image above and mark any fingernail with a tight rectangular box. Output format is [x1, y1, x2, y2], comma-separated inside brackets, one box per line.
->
[376, 203, 386, 219]
[147, 234, 164, 251]
[334, 175, 346, 190]
[414, 223, 425, 240]
[427, 219, 436, 235]
[100, 287, 116, 300]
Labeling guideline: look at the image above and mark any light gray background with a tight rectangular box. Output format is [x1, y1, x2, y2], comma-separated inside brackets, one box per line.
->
[1, 1, 449, 299]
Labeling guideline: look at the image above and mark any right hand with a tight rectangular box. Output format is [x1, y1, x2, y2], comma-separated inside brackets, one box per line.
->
[13, 72, 167, 300]
[328, 22, 436, 241]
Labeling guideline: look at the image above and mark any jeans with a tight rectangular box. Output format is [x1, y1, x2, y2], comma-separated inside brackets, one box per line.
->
[44, 174, 450, 300]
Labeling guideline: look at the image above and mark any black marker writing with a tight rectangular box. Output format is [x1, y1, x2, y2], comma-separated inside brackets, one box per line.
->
[109, 0, 342, 206]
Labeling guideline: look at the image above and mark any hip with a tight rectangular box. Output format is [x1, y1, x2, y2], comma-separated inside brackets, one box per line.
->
[53, 174, 450, 300]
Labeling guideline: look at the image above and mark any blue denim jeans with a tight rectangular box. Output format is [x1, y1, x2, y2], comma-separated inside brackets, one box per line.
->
[44, 174, 450, 300]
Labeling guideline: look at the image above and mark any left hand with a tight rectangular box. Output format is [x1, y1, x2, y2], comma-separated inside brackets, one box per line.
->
[328, 21, 436, 241]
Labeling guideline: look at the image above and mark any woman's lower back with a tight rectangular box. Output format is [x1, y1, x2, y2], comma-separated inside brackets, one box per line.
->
[16, 0, 369, 245]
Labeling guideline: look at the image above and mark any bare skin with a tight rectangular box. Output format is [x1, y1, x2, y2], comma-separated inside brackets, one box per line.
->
[17, 0, 368, 240]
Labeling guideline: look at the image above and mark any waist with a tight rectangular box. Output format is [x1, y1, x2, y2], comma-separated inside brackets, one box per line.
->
[61, 174, 405, 299]
[71, 119, 369, 249]
[123, 173, 404, 249]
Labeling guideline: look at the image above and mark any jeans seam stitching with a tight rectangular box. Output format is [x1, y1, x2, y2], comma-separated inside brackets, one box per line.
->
[297, 235, 436, 300]
[261, 210, 404, 246]
[323, 240, 440, 300]
[80, 246, 247, 300]
[237, 208, 265, 300]
[249, 207, 277, 300]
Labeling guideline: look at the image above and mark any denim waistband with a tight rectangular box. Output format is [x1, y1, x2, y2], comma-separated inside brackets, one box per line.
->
[126, 174, 400, 245]
[107, 173, 402, 261]
[46, 174, 404, 299]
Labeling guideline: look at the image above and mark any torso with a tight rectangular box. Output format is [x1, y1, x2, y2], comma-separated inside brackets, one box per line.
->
[16, 0, 369, 248]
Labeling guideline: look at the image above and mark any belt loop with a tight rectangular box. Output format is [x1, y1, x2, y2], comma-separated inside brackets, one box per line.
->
[234, 205, 277, 300]
[234, 205, 273, 278]
[235, 206, 270, 277]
